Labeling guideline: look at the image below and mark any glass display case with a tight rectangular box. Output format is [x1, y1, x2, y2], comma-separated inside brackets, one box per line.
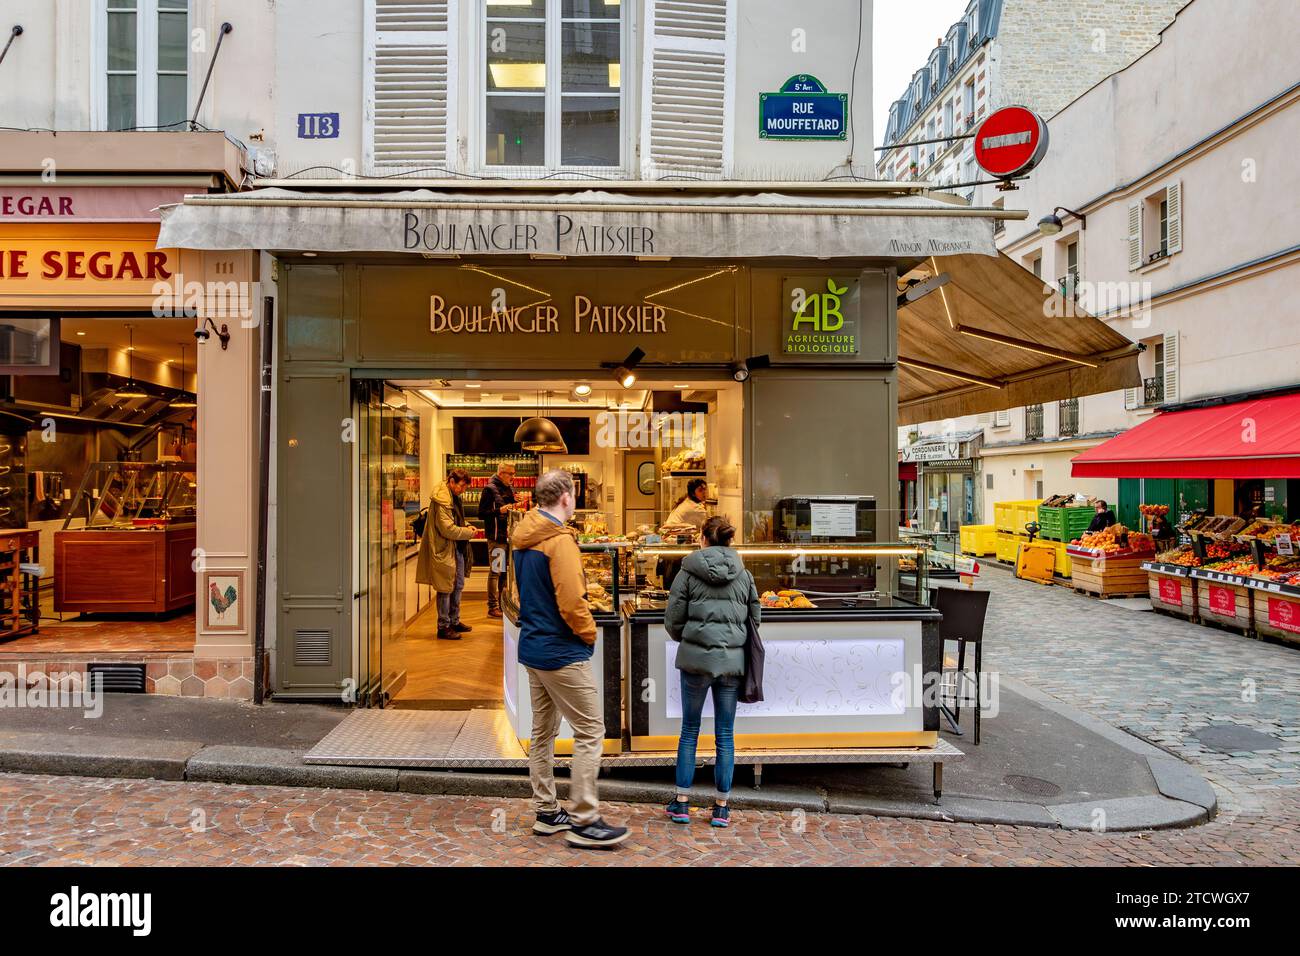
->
[898, 527, 961, 579]
[55, 461, 197, 614]
[62, 460, 196, 529]
[630, 542, 929, 612]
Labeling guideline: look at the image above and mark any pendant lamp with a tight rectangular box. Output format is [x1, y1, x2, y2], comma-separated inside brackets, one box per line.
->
[515, 390, 567, 454]
[114, 324, 150, 399]
[170, 343, 198, 408]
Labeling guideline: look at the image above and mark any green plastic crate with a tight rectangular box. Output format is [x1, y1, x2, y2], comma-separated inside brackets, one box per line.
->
[1037, 505, 1095, 542]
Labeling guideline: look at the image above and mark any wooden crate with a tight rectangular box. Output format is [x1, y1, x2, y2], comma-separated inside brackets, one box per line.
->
[1250, 588, 1300, 646]
[1146, 567, 1196, 621]
[1067, 550, 1151, 597]
[1194, 575, 1253, 634]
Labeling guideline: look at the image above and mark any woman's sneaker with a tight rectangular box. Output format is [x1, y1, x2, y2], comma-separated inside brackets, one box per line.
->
[565, 818, 629, 849]
[532, 808, 572, 835]
[711, 804, 731, 828]
[665, 799, 691, 824]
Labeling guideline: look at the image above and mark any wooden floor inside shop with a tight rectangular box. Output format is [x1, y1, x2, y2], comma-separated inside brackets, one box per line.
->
[0, 591, 196, 655]
[391, 571, 504, 708]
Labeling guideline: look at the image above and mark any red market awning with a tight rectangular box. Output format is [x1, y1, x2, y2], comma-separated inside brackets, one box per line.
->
[1071, 393, 1300, 479]
[898, 462, 917, 481]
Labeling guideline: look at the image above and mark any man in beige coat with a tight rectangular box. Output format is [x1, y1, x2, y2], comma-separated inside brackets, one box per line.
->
[416, 468, 477, 639]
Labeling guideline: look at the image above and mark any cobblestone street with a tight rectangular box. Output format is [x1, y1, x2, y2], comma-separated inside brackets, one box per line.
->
[3, 571, 1300, 866]
[2, 772, 1298, 867]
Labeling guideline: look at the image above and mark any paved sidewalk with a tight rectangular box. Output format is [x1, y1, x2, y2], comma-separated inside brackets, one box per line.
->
[0, 772, 1293, 867]
[975, 567, 1300, 818]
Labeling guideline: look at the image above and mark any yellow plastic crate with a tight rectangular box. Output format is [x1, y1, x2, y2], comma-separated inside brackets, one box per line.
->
[995, 531, 1021, 563]
[1051, 539, 1073, 578]
[994, 499, 1041, 534]
[959, 524, 997, 556]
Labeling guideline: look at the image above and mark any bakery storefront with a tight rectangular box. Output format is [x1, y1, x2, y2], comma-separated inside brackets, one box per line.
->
[157, 185, 1137, 768]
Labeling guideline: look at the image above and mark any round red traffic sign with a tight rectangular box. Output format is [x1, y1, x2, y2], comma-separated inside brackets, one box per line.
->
[973, 106, 1049, 179]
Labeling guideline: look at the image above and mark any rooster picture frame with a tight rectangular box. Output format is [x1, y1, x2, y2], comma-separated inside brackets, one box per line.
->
[204, 570, 244, 631]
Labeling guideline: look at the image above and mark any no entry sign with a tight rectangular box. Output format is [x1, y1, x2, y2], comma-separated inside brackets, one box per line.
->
[973, 106, 1049, 179]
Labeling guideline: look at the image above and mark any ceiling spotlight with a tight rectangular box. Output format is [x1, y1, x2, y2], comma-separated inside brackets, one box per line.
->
[613, 347, 645, 389]
[570, 383, 592, 403]
[730, 353, 771, 382]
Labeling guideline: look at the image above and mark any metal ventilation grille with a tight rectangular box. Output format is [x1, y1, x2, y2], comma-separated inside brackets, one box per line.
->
[373, 46, 449, 168]
[86, 663, 146, 694]
[294, 629, 333, 667]
[648, 50, 726, 171]
[655, 0, 727, 41]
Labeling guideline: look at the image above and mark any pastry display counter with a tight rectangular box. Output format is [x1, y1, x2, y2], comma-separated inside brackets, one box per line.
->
[54, 461, 197, 614]
[624, 543, 941, 752]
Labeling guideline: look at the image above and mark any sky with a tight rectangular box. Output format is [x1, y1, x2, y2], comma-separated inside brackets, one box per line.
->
[873, 0, 970, 146]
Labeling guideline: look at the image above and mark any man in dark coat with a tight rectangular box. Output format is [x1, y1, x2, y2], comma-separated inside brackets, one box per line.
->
[1087, 500, 1118, 533]
[478, 462, 517, 618]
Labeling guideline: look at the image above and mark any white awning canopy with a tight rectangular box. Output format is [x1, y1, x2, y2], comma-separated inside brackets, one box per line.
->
[156, 186, 1011, 259]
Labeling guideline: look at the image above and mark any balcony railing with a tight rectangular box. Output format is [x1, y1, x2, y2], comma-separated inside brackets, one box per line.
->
[1143, 377, 1165, 406]
[1025, 404, 1044, 441]
[1058, 272, 1081, 301]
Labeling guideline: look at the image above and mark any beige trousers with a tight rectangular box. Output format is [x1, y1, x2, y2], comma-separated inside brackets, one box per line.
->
[525, 660, 605, 826]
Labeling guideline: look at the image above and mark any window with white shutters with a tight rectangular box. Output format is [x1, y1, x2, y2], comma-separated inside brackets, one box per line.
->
[1127, 200, 1142, 271]
[364, 0, 455, 175]
[994, 409, 1010, 428]
[1165, 181, 1183, 254]
[1162, 330, 1179, 403]
[641, 0, 733, 178]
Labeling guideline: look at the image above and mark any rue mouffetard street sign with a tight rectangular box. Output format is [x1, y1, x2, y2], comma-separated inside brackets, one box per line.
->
[759, 75, 847, 141]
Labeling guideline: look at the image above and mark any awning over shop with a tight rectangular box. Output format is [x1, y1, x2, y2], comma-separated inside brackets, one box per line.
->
[1071, 393, 1300, 479]
[896, 253, 1140, 425]
[156, 186, 1006, 259]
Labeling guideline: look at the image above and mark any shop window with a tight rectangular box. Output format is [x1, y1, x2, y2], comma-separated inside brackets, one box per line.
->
[99, 0, 189, 131]
[484, 0, 625, 170]
[962, 78, 975, 121]
[985, 472, 993, 490]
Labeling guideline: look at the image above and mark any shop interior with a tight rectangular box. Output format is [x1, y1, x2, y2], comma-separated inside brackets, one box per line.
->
[352, 374, 746, 708]
[0, 316, 199, 650]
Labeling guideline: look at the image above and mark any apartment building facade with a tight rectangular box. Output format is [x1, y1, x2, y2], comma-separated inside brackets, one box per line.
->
[875, 0, 1186, 207]
[902, 0, 1300, 530]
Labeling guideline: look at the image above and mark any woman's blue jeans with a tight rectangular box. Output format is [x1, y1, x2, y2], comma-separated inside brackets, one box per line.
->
[675, 671, 740, 798]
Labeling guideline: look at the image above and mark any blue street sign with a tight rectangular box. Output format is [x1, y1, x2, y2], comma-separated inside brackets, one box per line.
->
[759, 75, 847, 141]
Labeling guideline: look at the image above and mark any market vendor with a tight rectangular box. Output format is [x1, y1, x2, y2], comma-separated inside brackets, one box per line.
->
[1087, 499, 1117, 533]
[1149, 513, 1177, 546]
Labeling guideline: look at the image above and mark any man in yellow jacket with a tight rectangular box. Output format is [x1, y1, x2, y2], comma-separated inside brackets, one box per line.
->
[511, 469, 628, 848]
[416, 467, 477, 639]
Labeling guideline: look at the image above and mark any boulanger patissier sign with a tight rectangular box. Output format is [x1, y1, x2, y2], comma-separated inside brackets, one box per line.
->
[155, 189, 1000, 259]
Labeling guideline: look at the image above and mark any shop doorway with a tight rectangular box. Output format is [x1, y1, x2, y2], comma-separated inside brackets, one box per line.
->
[349, 374, 737, 712]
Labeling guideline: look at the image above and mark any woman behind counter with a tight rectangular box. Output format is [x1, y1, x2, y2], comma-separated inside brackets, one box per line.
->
[663, 478, 710, 533]
[663, 515, 761, 829]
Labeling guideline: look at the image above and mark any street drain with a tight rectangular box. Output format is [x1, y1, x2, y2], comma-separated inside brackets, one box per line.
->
[1003, 774, 1062, 798]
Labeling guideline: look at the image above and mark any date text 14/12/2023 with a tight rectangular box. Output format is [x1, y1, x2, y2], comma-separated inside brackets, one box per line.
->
[403, 212, 656, 256]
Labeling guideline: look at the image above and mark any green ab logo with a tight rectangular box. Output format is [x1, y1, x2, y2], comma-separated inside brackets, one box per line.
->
[791, 279, 848, 331]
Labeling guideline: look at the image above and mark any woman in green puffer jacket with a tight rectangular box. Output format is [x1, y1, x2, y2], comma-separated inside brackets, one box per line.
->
[663, 515, 761, 828]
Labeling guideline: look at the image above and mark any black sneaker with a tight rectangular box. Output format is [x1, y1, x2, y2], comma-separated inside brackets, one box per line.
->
[452, 622, 472, 633]
[711, 804, 731, 828]
[665, 799, 690, 824]
[436, 629, 461, 641]
[565, 817, 629, 849]
[532, 808, 572, 835]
